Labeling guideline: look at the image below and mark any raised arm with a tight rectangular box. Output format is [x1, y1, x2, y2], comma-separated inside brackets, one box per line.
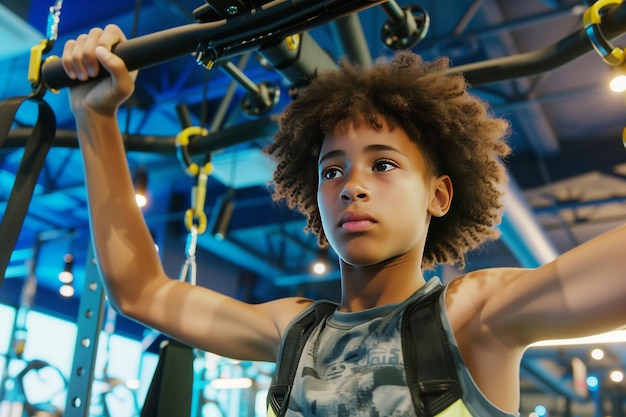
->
[62, 24, 309, 361]
[476, 223, 626, 347]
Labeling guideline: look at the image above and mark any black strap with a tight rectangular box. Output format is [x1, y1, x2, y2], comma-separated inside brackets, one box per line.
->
[140, 339, 194, 417]
[402, 285, 462, 417]
[267, 300, 337, 417]
[0, 94, 56, 287]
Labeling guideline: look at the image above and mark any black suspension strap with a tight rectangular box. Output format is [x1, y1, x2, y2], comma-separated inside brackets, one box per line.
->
[0, 94, 56, 286]
[0, 1, 62, 287]
[401, 285, 462, 417]
[140, 338, 194, 417]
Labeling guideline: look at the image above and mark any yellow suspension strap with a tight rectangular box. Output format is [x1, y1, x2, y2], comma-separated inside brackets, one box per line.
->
[582, 0, 626, 147]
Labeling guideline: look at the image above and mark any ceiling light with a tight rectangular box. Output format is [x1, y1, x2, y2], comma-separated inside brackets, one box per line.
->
[609, 370, 624, 383]
[58, 253, 74, 284]
[58, 252, 75, 297]
[530, 329, 626, 347]
[134, 169, 149, 208]
[209, 377, 253, 390]
[590, 348, 605, 360]
[609, 63, 626, 92]
[59, 283, 74, 298]
[311, 261, 327, 275]
[311, 249, 331, 275]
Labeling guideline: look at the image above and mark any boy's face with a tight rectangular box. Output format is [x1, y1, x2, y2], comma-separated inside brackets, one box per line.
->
[317, 122, 450, 267]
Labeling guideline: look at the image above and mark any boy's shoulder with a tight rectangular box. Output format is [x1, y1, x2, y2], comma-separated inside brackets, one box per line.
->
[444, 266, 530, 331]
[262, 296, 315, 337]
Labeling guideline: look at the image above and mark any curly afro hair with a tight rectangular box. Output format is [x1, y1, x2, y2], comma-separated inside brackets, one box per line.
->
[265, 51, 511, 269]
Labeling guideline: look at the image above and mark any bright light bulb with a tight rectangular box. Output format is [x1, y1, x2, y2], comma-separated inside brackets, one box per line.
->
[609, 74, 626, 92]
[210, 377, 253, 389]
[587, 376, 599, 390]
[590, 348, 604, 360]
[125, 378, 141, 390]
[135, 193, 148, 208]
[59, 284, 75, 298]
[530, 329, 626, 346]
[610, 370, 624, 383]
[312, 261, 327, 275]
[58, 270, 74, 284]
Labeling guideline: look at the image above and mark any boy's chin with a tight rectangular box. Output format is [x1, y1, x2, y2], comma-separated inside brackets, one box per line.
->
[337, 252, 389, 268]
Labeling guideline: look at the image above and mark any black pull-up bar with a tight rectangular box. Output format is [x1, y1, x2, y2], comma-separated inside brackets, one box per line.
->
[446, 0, 626, 85]
[40, 0, 388, 90]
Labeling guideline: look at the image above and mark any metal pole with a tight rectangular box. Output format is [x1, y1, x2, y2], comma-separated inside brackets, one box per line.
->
[63, 240, 105, 417]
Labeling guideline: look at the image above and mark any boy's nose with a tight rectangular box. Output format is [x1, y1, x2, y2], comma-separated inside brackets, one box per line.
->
[340, 183, 370, 201]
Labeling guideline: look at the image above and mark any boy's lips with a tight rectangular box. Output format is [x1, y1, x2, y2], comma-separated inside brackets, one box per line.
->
[338, 211, 376, 231]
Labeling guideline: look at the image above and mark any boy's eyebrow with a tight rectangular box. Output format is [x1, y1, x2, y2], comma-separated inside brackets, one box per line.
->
[318, 144, 406, 165]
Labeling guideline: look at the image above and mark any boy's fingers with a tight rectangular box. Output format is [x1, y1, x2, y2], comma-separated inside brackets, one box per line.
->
[95, 45, 136, 98]
[61, 25, 129, 83]
[60, 39, 77, 79]
[80, 27, 105, 79]
[97, 24, 128, 49]
[69, 33, 93, 81]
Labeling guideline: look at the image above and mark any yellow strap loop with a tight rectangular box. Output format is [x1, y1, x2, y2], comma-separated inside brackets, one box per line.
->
[175, 126, 209, 176]
[583, 0, 625, 66]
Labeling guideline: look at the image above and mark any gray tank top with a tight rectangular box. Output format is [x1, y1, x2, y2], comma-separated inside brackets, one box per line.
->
[283, 278, 518, 417]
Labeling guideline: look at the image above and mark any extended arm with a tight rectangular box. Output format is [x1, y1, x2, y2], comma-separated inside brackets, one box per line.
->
[478, 223, 626, 346]
[62, 24, 309, 362]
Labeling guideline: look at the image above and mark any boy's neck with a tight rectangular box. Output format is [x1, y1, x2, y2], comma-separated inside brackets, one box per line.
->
[338, 257, 427, 312]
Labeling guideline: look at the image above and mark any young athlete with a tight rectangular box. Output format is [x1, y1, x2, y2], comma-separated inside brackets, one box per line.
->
[61, 24, 626, 416]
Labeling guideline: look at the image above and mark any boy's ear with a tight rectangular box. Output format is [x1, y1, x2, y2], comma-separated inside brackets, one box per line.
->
[428, 175, 453, 218]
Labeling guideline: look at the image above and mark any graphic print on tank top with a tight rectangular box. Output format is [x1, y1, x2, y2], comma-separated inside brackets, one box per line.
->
[284, 285, 437, 417]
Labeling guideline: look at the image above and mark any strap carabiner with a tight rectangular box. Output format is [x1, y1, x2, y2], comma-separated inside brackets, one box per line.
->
[583, 0, 625, 65]
[29, 0, 63, 95]
[175, 125, 213, 234]
[183, 162, 213, 234]
[178, 226, 198, 286]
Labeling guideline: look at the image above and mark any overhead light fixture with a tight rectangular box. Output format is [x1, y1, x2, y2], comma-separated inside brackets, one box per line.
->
[590, 348, 605, 360]
[58, 253, 74, 284]
[58, 253, 74, 298]
[609, 370, 624, 383]
[311, 249, 331, 275]
[209, 191, 234, 241]
[134, 168, 149, 208]
[210, 377, 253, 390]
[530, 329, 626, 347]
[609, 62, 626, 92]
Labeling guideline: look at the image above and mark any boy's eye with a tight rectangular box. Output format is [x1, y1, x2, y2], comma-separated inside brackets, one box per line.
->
[373, 160, 397, 172]
[322, 167, 343, 180]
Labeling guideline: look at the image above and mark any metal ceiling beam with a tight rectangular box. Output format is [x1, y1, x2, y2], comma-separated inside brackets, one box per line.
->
[196, 233, 288, 277]
[429, 4, 579, 49]
[521, 358, 587, 402]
